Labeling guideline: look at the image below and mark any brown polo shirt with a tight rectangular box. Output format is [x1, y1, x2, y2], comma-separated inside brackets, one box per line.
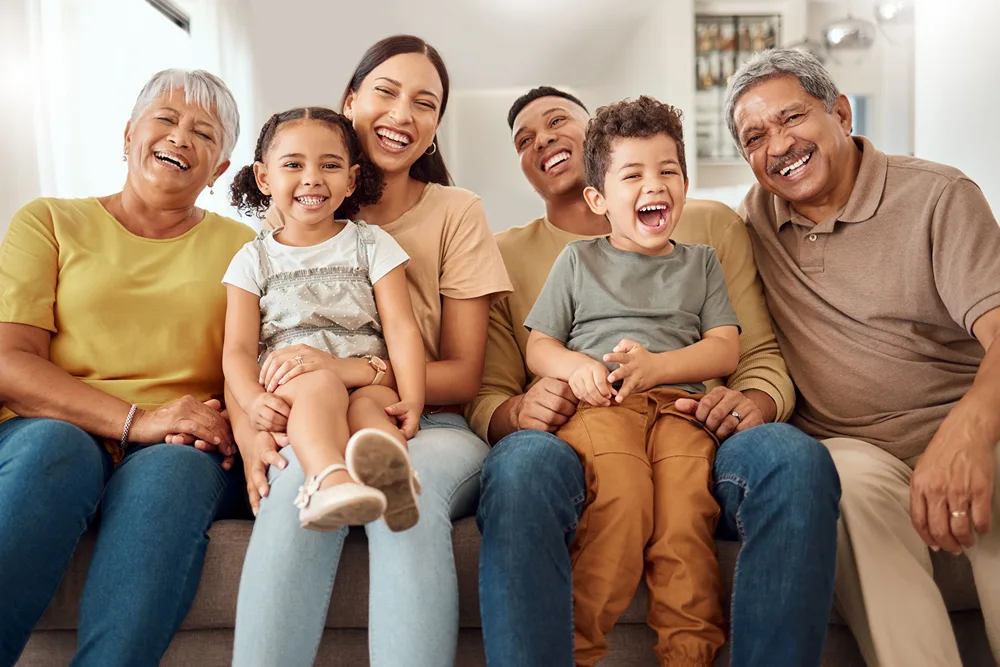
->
[741, 136, 1000, 460]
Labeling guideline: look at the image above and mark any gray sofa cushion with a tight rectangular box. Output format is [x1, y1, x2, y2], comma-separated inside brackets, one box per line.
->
[36, 517, 981, 632]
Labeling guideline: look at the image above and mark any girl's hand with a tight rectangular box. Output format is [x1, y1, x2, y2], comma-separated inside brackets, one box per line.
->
[249, 391, 291, 432]
[259, 344, 336, 392]
[568, 359, 615, 407]
[385, 400, 423, 440]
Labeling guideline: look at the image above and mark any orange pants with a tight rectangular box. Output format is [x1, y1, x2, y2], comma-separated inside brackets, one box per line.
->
[558, 388, 725, 667]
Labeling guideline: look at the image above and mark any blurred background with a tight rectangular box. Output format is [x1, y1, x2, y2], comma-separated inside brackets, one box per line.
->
[1, 0, 996, 234]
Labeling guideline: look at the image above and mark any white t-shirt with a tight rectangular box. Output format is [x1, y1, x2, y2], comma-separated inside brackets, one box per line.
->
[222, 221, 409, 296]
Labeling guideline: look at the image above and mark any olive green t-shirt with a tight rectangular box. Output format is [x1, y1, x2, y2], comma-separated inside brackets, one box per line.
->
[524, 237, 740, 394]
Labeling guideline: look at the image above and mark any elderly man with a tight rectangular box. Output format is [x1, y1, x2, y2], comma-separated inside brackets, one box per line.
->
[726, 48, 1000, 666]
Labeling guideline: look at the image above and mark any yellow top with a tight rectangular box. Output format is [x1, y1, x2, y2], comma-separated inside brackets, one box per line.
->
[464, 198, 796, 443]
[0, 197, 255, 424]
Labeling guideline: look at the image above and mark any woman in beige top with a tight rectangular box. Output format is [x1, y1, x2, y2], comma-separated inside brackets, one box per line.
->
[230, 36, 512, 667]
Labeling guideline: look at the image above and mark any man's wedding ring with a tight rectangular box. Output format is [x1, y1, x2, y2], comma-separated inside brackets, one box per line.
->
[730, 410, 742, 423]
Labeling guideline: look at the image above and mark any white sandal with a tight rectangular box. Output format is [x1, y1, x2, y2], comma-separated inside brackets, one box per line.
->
[294, 463, 387, 531]
[345, 429, 421, 532]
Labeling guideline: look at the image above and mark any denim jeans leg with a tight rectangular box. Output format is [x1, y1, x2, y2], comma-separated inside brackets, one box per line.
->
[366, 414, 489, 667]
[72, 442, 233, 667]
[713, 422, 841, 667]
[477, 429, 586, 667]
[0, 418, 109, 667]
[233, 446, 348, 667]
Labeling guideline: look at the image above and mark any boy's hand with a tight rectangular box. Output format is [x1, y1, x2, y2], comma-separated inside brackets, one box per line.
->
[385, 400, 422, 440]
[568, 358, 615, 407]
[249, 391, 291, 433]
[604, 339, 658, 402]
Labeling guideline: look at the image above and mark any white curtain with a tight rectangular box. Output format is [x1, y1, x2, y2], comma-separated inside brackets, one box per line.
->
[20, 0, 257, 225]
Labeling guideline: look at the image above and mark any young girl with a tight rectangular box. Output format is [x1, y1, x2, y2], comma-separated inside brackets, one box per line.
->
[223, 107, 425, 532]
[232, 37, 512, 667]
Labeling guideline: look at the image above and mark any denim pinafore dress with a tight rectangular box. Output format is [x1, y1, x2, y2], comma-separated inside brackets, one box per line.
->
[254, 221, 389, 363]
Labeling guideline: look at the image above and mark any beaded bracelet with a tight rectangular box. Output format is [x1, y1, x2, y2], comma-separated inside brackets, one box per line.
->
[121, 404, 139, 449]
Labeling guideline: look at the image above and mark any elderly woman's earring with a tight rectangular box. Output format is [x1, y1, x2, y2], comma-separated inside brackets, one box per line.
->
[209, 185, 214, 195]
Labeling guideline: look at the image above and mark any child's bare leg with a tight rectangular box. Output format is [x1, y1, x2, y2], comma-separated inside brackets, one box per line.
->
[274, 368, 352, 489]
[346, 385, 420, 532]
[347, 385, 407, 446]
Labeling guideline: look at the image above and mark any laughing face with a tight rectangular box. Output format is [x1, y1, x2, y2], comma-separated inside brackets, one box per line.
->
[511, 96, 590, 200]
[733, 76, 855, 212]
[124, 90, 229, 202]
[253, 120, 358, 232]
[343, 52, 444, 178]
[583, 133, 688, 257]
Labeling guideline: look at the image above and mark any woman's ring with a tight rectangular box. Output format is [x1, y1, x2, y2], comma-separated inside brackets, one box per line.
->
[294, 355, 304, 365]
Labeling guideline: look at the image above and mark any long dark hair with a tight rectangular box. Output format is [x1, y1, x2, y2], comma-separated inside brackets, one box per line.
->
[340, 35, 453, 187]
[230, 107, 384, 220]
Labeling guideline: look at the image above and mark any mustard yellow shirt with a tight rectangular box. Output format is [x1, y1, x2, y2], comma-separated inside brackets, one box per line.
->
[0, 197, 255, 424]
[465, 198, 796, 443]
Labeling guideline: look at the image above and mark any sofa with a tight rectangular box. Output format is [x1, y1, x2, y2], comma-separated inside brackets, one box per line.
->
[17, 518, 994, 666]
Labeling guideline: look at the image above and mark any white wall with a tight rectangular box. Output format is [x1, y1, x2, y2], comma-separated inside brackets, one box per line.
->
[1, 0, 42, 237]
[442, 89, 553, 231]
[806, 1, 914, 155]
[914, 0, 999, 211]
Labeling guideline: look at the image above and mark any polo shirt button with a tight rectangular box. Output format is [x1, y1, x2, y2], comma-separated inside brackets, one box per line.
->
[808, 234, 818, 242]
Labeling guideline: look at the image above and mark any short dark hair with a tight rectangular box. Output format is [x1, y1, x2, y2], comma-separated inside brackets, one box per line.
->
[507, 86, 588, 129]
[583, 96, 687, 192]
[230, 107, 383, 220]
[340, 35, 453, 187]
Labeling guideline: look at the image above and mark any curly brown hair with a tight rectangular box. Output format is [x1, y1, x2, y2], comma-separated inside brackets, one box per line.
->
[583, 96, 687, 193]
[230, 107, 383, 220]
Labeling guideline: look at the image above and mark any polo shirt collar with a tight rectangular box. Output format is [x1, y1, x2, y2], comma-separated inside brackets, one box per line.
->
[774, 136, 888, 230]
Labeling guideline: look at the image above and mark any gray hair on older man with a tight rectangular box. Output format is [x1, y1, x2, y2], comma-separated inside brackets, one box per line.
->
[723, 48, 841, 153]
[129, 68, 240, 165]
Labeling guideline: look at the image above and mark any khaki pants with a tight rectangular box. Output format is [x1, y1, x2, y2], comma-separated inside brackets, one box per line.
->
[558, 388, 725, 667]
[825, 437, 1000, 667]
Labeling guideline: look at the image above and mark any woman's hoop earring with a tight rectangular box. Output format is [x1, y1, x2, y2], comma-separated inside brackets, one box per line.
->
[425, 142, 437, 156]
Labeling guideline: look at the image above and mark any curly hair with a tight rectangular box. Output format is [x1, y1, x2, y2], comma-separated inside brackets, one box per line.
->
[583, 96, 687, 193]
[230, 107, 383, 220]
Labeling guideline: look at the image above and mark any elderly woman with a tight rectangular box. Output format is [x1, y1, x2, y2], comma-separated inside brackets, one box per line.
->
[0, 69, 253, 666]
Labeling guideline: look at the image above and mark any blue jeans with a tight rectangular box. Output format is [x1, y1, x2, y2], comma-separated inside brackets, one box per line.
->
[233, 412, 489, 667]
[0, 417, 238, 667]
[478, 422, 841, 667]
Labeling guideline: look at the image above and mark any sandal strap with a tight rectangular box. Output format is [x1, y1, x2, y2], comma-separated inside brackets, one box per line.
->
[294, 463, 348, 509]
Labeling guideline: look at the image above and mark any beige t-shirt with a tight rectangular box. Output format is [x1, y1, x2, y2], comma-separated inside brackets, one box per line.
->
[741, 136, 1000, 460]
[378, 183, 512, 361]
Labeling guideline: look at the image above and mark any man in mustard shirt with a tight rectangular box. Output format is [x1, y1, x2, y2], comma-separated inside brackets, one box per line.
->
[468, 87, 842, 667]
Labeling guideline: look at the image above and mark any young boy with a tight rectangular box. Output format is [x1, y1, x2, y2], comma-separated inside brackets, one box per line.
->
[524, 96, 741, 667]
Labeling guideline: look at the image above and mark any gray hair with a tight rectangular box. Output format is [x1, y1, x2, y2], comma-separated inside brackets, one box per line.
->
[129, 69, 240, 164]
[724, 48, 840, 149]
